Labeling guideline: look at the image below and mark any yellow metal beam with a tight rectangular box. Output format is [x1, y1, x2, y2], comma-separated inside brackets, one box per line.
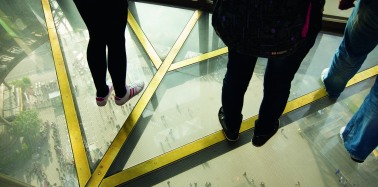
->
[100, 114, 257, 186]
[127, 10, 162, 69]
[169, 47, 228, 71]
[284, 65, 378, 114]
[373, 149, 378, 157]
[41, 0, 91, 186]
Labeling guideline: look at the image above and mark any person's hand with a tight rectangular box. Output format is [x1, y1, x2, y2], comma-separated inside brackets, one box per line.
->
[339, 0, 355, 10]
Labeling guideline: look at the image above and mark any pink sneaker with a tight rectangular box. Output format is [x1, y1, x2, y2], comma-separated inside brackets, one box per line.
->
[115, 80, 144, 106]
[96, 85, 113, 106]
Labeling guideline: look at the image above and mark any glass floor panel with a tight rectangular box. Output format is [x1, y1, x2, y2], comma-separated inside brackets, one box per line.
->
[0, 1, 78, 186]
[1, 0, 378, 186]
[173, 13, 226, 63]
[151, 121, 339, 187]
[299, 88, 378, 187]
[127, 76, 378, 187]
[128, 2, 195, 61]
[115, 31, 378, 172]
[56, 24, 155, 169]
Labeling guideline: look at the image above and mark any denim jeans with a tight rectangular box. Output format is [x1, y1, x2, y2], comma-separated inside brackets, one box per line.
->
[343, 79, 378, 161]
[221, 34, 318, 133]
[323, 0, 378, 98]
[323, 0, 378, 161]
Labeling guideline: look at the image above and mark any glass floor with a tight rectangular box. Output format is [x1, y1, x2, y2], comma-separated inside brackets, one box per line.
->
[0, 0, 377, 186]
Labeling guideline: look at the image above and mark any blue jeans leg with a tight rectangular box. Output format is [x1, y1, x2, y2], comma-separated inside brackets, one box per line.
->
[342, 77, 378, 161]
[323, 0, 378, 98]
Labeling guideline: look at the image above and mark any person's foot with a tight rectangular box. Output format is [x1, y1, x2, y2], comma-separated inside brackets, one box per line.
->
[321, 68, 339, 100]
[218, 107, 239, 142]
[252, 120, 279, 147]
[96, 85, 113, 106]
[339, 126, 364, 163]
[115, 80, 144, 106]
[339, 126, 346, 141]
[321, 68, 329, 83]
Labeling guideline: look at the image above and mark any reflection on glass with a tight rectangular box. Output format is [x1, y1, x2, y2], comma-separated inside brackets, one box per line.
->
[300, 88, 378, 186]
[0, 1, 77, 186]
[129, 2, 194, 60]
[174, 13, 226, 63]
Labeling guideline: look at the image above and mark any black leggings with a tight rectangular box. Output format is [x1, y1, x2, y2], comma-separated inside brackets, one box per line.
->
[73, 0, 128, 97]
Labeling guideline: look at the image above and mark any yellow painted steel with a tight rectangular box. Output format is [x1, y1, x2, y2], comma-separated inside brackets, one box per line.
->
[347, 65, 378, 87]
[164, 10, 203, 65]
[101, 115, 257, 186]
[86, 10, 202, 187]
[284, 65, 378, 114]
[169, 47, 228, 71]
[374, 149, 378, 157]
[283, 88, 328, 114]
[127, 10, 162, 69]
[100, 128, 229, 186]
[41, 0, 91, 186]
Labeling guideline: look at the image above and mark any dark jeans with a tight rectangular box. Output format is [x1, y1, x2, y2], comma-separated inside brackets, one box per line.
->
[222, 34, 318, 133]
[73, 0, 128, 97]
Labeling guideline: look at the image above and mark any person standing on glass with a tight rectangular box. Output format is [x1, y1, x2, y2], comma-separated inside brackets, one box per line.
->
[212, 0, 325, 146]
[73, 0, 144, 106]
[321, 0, 378, 163]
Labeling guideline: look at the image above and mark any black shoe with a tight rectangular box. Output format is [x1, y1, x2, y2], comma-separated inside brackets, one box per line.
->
[218, 107, 239, 142]
[252, 120, 280, 147]
[339, 126, 364, 163]
[351, 157, 364, 163]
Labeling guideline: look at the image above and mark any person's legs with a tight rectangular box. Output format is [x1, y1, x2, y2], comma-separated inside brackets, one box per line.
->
[221, 49, 258, 136]
[73, 0, 109, 98]
[105, 1, 144, 106]
[86, 34, 109, 97]
[342, 77, 378, 161]
[323, 0, 378, 98]
[252, 34, 318, 146]
[258, 37, 317, 129]
[105, 1, 128, 97]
